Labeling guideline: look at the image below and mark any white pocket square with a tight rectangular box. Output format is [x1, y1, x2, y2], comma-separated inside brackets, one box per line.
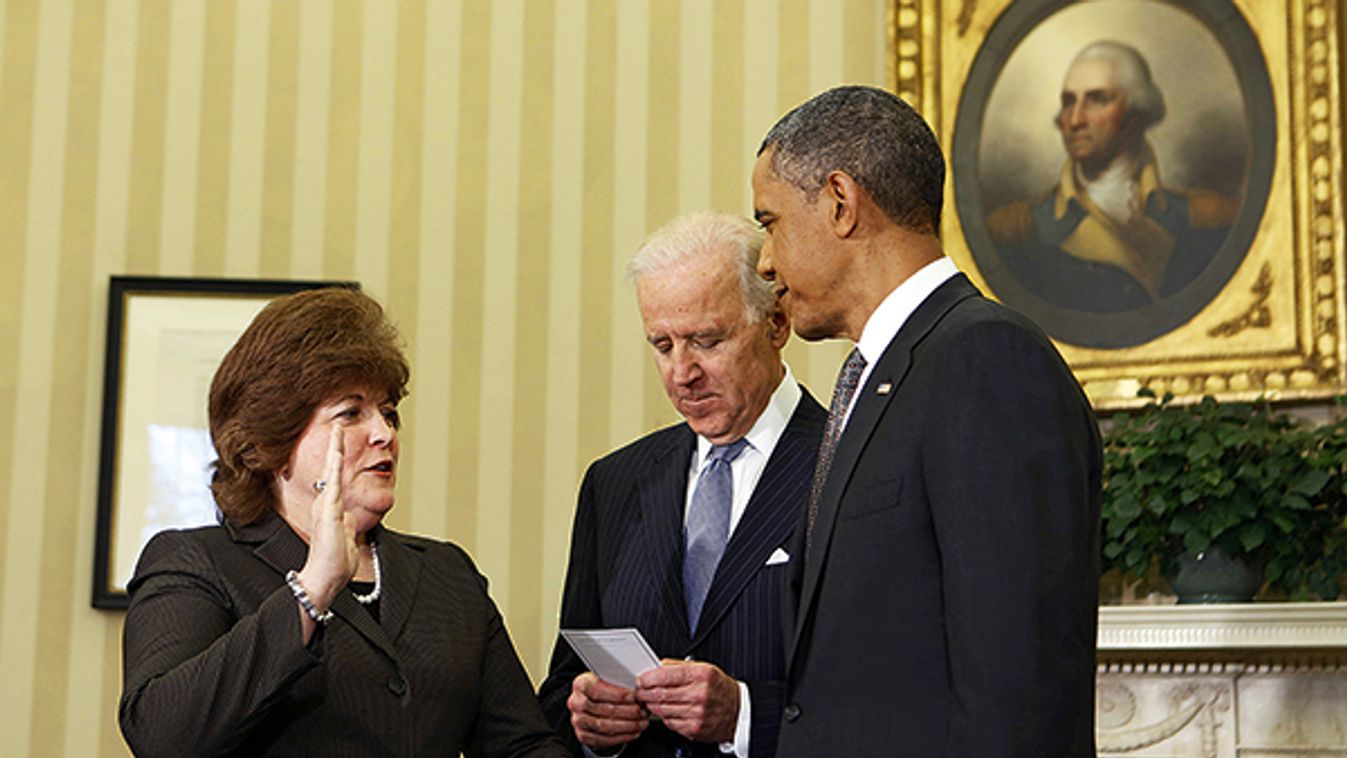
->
[765, 547, 790, 566]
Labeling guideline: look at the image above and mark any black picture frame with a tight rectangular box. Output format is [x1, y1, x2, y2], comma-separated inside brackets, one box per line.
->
[92, 276, 357, 609]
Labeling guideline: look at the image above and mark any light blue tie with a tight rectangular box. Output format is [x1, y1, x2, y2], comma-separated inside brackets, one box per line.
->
[684, 438, 749, 633]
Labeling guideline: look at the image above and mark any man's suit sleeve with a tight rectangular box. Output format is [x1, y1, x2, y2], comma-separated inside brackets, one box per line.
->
[538, 464, 604, 752]
[119, 531, 321, 758]
[922, 316, 1101, 755]
[744, 679, 783, 758]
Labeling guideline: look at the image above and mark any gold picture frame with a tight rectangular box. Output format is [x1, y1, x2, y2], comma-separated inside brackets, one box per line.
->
[892, 0, 1345, 408]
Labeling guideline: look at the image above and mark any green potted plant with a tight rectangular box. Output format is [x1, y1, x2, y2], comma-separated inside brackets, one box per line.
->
[1296, 406, 1347, 599]
[1101, 390, 1347, 602]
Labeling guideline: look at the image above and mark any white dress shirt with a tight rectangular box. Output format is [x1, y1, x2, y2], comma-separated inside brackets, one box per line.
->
[844, 257, 959, 426]
[686, 365, 802, 532]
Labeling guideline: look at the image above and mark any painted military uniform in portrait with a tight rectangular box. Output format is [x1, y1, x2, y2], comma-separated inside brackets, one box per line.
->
[987, 144, 1239, 313]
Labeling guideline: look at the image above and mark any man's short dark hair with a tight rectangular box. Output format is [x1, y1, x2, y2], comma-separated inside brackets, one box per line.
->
[758, 85, 945, 234]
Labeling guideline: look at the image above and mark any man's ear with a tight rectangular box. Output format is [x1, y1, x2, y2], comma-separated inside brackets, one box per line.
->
[765, 303, 791, 349]
[823, 170, 861, 238]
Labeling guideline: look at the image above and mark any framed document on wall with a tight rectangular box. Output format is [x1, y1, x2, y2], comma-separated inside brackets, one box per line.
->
[92, 276, 356, 609]
[892, 0, 1345, 408]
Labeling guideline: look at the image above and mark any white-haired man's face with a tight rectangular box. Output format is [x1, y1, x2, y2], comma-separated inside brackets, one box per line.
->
[1057, 58, 1137, 173]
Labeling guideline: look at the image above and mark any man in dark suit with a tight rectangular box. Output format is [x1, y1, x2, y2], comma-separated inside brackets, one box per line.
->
[752, 86, 1101, 756]
[539, 212, 826, 758]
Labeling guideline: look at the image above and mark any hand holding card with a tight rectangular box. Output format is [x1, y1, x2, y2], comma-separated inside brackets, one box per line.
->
[560, 628, 662, 690]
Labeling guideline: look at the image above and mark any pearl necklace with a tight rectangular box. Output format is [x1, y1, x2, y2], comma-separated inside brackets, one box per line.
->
[352, 541, 382, 605]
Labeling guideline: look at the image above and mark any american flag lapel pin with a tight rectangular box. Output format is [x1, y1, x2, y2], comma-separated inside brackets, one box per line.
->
[876, 382, 892, 395]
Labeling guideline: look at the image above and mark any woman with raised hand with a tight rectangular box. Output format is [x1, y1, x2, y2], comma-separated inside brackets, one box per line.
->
[119, 287, 568, 758]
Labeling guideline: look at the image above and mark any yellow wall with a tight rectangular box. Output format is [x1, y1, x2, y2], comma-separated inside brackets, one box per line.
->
[0, 1, 886, 755]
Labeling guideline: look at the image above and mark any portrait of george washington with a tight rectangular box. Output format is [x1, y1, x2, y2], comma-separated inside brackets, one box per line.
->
[953, 0, 1274, 349]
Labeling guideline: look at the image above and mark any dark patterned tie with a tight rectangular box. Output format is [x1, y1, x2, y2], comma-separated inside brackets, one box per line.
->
[806, 347, 868, 550]
[684, 438, 750, 633]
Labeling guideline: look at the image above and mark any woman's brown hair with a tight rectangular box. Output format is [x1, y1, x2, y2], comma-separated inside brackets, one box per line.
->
[208, 288, 409, 524]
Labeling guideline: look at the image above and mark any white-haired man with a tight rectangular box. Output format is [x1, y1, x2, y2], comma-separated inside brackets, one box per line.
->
[539, 212, 825, 758]
[988, 40, 1240, 312]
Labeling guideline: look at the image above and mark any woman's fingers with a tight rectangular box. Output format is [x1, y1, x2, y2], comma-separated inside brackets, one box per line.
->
[298, 424, 353, 610]
[322, 423, 344, 507]
[311, 424, 344, 525]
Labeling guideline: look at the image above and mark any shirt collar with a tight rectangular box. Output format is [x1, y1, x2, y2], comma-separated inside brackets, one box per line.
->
[694, 364, 801, 465]
[855, 257, 959, 366]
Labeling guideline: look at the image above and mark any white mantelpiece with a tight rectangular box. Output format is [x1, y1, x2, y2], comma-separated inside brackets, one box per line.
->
[1095, 603, 1347, 757]
[1099, 601, 1347, 650]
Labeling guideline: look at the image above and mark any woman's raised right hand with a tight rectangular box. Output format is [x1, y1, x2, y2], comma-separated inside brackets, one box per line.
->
[295, 423, 358, 616]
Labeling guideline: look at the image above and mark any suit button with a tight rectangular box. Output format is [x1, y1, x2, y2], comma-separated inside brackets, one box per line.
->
[387, 675, 407, 696]
[783, 703, 801, 722]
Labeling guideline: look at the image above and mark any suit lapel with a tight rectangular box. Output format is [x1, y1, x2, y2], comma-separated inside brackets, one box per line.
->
[693, 390, 825, 646]
[789, 275, 980, 660]
[369, 526, 422, 643]
[239, 516, 403, 663]
[635, 427, 696, 644]
[234, 516, 308, 576]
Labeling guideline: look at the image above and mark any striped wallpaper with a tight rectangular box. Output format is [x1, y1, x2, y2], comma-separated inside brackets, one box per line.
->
[0, 1, 886, 755]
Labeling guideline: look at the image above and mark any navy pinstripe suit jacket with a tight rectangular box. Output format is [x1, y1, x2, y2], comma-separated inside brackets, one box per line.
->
[539, 388, 825, 758]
